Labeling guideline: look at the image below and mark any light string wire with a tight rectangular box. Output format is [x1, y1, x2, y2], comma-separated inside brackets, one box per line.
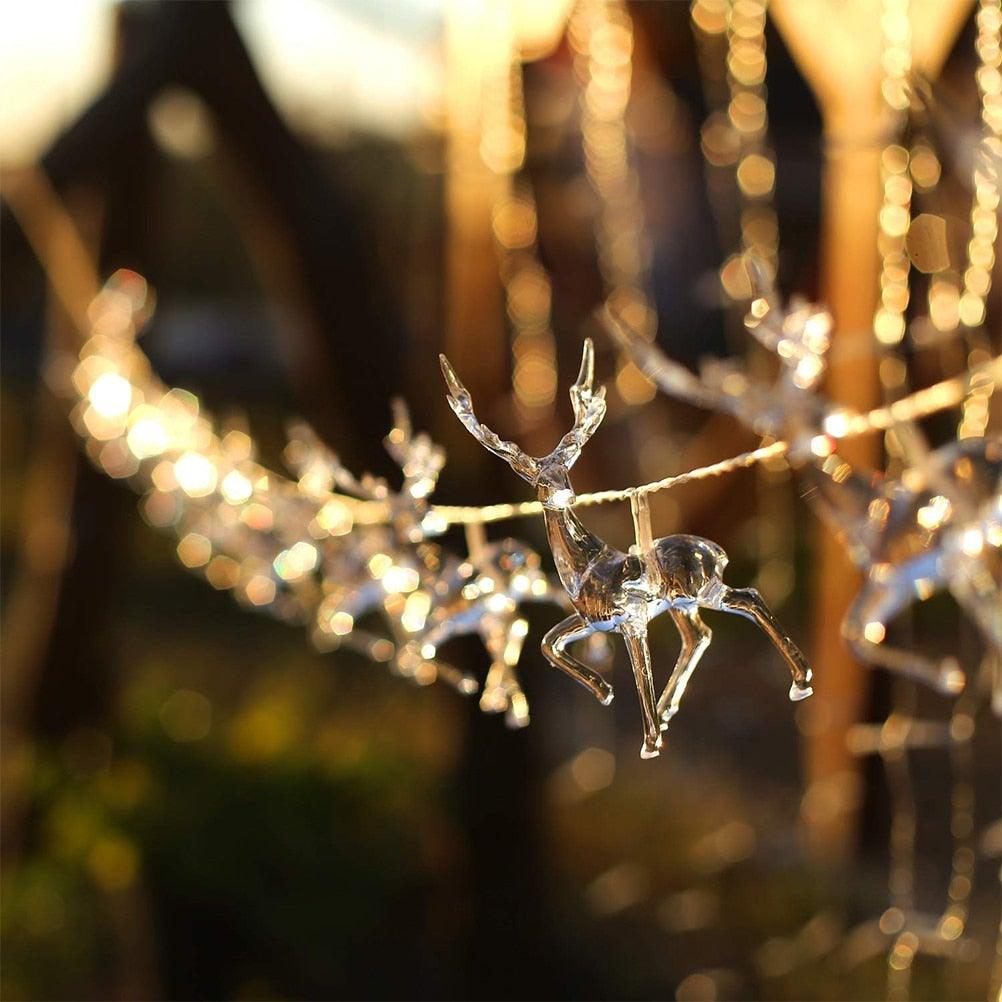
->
[4, 165, 998, 531]
[432, 355, 1002, 522]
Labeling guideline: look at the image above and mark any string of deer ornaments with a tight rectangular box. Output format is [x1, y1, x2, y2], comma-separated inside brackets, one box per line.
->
[70, 267, 1001, 758]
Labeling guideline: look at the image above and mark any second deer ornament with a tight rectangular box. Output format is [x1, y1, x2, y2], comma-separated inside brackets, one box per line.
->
[441, 340, 814, 759]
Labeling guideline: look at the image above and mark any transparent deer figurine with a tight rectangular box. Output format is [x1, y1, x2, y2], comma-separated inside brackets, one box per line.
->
[440, 339, 814, 758]
[605, 263, 1002, 695]
[285, 403, 477, 692]
[823, 435, 1001, 694]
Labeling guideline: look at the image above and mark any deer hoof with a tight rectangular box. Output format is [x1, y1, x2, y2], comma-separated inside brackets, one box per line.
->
[640, 743, 661, 759]
[789, 682, 813, 701]
[600, 687, 615, 706]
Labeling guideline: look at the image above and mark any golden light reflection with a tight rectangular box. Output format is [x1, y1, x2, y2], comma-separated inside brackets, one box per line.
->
[570, 0, 657, 405]
[174, 451, 218, 499]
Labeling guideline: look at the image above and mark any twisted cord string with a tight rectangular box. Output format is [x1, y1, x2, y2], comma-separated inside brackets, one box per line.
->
[4, 167, 999, 530]
[430, 356, 1001, 524]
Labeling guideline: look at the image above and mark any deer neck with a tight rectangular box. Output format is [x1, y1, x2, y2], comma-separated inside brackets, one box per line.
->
[541, 499, 607, 601]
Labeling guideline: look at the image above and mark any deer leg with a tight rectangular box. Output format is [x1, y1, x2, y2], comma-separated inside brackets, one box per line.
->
[658, 607, 712, 728]
[318, 578, 385, 634]
[947, 556, 1002, 652]
[541, 614, 614, 705]
[396, 614, 478, 693]
[480, 617, 530, 727]
[620, 619, 663, 759]
[717, 587, 813, 700]
[843, 571, 964, 695]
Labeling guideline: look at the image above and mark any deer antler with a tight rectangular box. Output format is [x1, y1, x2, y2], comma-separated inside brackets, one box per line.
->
[439, 355, 540, 483]
[600, 305, 726, 411]
[547, 339, 608, 470]
[739, 256, 832, 389]
[383, 398, 446, 500]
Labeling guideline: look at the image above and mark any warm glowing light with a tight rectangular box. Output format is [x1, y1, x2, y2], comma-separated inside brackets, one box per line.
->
[273, 541, 318, 581]
[367, 553, 392, 579]
[329, 611, 354, 637]
[960, 528, 984, 556]
[205, 555, 239, 590]
[382, 564, 420, 594]
[315, 499, 353, 536]
[864, 621, 887, 644]
[822, 411, 851, 439]
[736, 153, 775, 197]
[177, 532, 212, 568]
[88, 371, 132, 418]
[220, 469, 253, 505]
[810, 435, 835, 458]
[174, 452, 217, 498]
[241, 503, 273, 531]
[917, 495, 952, 530]
[126, 411, 168, 459]
[401, 591, 431, 633]
[487, 593, 514, 614]
[245, 574, 277, 606]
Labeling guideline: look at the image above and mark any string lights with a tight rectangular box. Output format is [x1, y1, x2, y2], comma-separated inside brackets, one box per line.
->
[480, 5, 560, 417]
[59, 256, 998, 754]
[569, 0, 659, 404]
[872, 0, 914, 392]
[692, 0, 779, 292]
[955, 0, 1001, 439]
[67, 270, 574, 725]
[4, 0, 999, 987]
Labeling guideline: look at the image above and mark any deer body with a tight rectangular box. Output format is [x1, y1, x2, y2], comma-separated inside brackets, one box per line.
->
[543, 500, 726, 622]
[441, 340, 813, 758]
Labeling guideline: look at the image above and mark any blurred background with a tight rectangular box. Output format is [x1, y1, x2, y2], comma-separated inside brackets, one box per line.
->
[1, 1, 1000, 999]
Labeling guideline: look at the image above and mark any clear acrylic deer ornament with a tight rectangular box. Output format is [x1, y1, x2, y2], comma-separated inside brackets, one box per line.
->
[440, 339, 814, 758]
[606, 265, 1002, 696]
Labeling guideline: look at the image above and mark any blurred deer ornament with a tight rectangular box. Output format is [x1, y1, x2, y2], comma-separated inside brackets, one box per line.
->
[286, 403, 572, 718]
[399, 534, 571, 727]
[440, 340, 813, 758]
[607, 262, 1002, 696]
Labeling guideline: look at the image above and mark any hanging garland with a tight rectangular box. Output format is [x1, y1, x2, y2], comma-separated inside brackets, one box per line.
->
[60, 262, 1000, 759]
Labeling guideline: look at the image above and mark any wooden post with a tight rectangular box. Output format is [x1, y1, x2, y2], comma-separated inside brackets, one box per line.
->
[769, 0, 973, 861]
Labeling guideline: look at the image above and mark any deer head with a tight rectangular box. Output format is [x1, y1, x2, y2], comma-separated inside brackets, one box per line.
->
[602, 257, 834, 443]
[286, 400, 448, 543]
